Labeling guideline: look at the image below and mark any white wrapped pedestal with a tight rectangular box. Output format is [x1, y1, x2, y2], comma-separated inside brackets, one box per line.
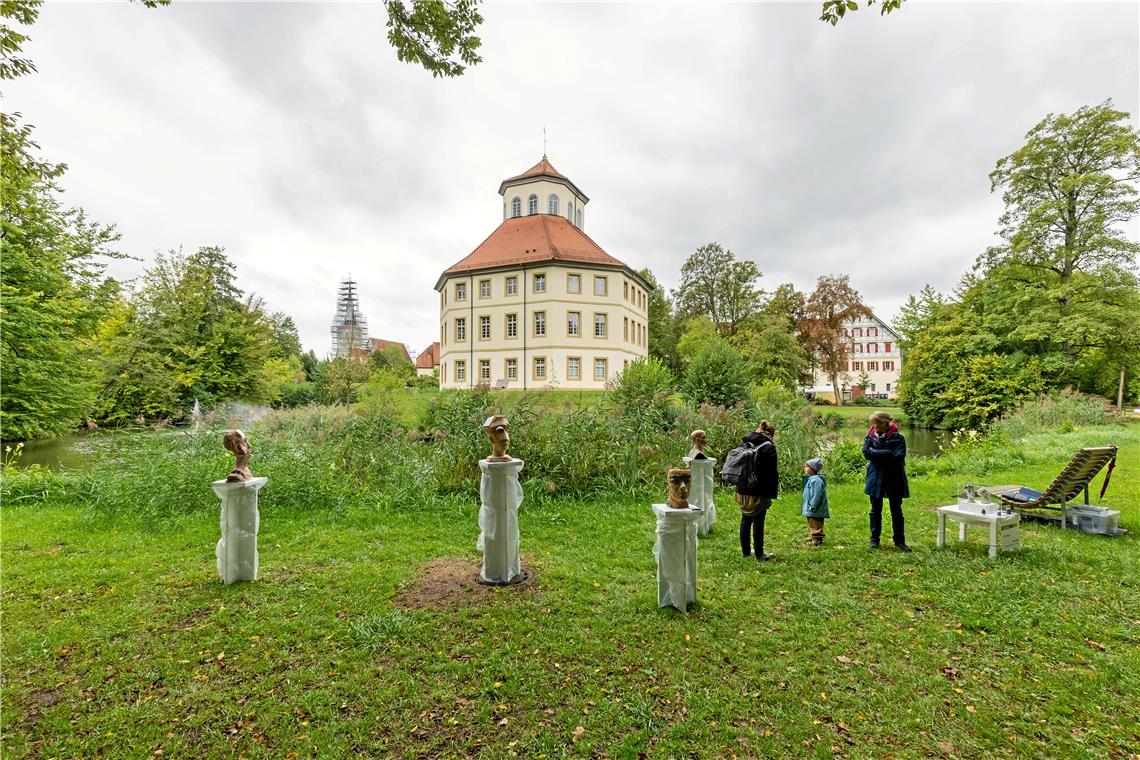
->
[476, 459, 524, 584]
[652, 503, 703, 612]
[684, 457, 717, 536]
[211, 477, 267, 585]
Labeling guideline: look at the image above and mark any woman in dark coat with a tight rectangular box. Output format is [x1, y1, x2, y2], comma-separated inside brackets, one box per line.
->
[863, 411, 911, 551]
[736, 419, 779, 561]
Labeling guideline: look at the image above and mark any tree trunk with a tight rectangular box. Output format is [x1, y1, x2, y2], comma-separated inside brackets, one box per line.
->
[831, 372, 843, 407]
[1118, 364, 1126, 411]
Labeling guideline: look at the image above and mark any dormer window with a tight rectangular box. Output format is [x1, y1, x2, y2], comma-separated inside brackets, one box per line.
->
[511, 197, 521, 218]
[528, 194, 538, 215]
[548, 194, 559, 215]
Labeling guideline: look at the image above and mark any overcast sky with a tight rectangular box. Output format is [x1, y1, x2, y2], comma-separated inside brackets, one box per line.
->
[8, 1, 1138, 357]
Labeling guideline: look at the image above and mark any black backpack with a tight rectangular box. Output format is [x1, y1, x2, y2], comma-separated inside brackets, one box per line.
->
[721, 442, 756, 485]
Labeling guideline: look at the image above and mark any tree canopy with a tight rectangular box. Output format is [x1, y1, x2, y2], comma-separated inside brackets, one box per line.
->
[796, 275, 870, 406]
[673, 243, 762, 337]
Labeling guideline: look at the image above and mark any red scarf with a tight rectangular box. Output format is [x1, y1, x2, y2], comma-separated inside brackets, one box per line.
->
[868, 422, 899, 440]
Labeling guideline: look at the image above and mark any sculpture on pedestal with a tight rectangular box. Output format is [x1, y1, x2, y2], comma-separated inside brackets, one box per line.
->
[688, 429, 708, 460]
[223, 430, 253, 483]
[667, 467, 691, 509]
[483, 415, 512, 462]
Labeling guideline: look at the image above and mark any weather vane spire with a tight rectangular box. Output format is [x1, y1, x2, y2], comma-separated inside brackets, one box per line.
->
[543, 126, 547, 157]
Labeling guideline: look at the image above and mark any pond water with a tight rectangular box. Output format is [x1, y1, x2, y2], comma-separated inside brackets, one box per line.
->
[837, 424, 951, 458]
[3, 434, 91, 469]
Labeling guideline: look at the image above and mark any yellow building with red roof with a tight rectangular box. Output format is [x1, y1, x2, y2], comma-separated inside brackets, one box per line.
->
[435, 157, 650, 389]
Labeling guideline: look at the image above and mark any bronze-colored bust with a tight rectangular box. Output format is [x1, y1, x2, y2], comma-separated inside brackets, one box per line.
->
[666, 467, 691, 509]
[223, 430, 253, 483]
[688, 429, 708, 460]
[483, 415, 512, 462]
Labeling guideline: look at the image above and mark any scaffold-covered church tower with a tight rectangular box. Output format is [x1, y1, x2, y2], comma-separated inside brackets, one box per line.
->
[330, 277, 369, 358]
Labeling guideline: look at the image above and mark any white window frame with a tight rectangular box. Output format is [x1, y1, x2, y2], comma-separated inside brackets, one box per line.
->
[455, 317, 466, 342]
[594, 313, 607, 338]
[479, 279, 491, 298]
[533, 273, 546, 293]
[506, 276, 518, 295]
[506, 358, 518, 380]
[528, 194, 539, 215]
[594, 357, 607, 380]
[506, 313, 518, 339]
[594, 275, 607, 296]
[534, 311, 546, 337]
[567, 273, 581, 294]
[568, 356, 581, 380]
[548, 194, 559, 215]
[510, 197, 521, 218]
[568, 311, 581, 337]
[479, 315, 490, 340]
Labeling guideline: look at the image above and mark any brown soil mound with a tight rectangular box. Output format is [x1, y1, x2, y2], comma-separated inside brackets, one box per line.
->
[393, 557, 537, 610]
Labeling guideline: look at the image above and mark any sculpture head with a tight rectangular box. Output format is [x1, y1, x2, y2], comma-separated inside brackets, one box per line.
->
[223, 430, 252, 482]
[483, 415, 512, 462]
[666, 467, 691, 509]
[689, 429, 707, 452]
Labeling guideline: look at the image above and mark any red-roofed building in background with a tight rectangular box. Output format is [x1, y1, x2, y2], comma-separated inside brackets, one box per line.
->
[415, 342, 441, 377]
[435, 156, 650, 390]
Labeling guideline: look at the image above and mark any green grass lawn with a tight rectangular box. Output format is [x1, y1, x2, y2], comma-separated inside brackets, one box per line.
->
[3, 426, 1138, 758]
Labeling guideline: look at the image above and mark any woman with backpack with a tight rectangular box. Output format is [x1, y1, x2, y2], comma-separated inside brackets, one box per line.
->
[863, 411, 911, 552]
[735, 420, 779, 561]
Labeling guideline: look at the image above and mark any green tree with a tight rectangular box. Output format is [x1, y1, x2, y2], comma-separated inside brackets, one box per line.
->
[673, 243, 762, 337]
[676, 316, 720, 365]
[639, 267, 680, 375]
[384, 0, 483, 78]
[94, 246, 275, 422]
[314, 357, 371, 405]
[796, 275, 870, 406]
[267, 312, 302, 359]
[0, 116, 123, 438]
[819, 0, 904, 25]
[730, 283, 809, 391]
[893, 284, 945, 352]
[369, 344, 415, 384]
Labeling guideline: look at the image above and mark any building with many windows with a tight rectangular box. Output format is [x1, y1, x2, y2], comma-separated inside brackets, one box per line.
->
[807, 310, 903, 401]
[435, 156, 650, 389]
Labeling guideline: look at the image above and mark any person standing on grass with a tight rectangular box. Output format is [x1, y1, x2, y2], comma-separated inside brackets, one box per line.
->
[801, 458, 829, 546]
[863, 411, 911, 552]
[736, 420, 778, 561]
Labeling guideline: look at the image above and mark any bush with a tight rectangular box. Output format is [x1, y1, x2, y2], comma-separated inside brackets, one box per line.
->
[825, 438, 865, 484]
[611, 358, 679, 428]
[272, 382, 316, 409]
[994, 389, 1114, 440]
[683, 339, 751, 408]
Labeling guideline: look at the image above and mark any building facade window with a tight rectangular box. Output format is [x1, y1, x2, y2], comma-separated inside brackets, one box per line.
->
[884, 341, 892, 352]
[548, 194, 559, 215]
[576, 208, 582, 227]
[623, 317, 629, 341]
[594, 357, 607, 380]
[456, 282, 466, 301]
[506, 276, 518, 295]
[886, 383, 891, 392]
[623, 281, 629, 300]
[882, 360, 893, 371]
[594, 313, 607, 338]
[567, 201, 574, 221]
[455, 317, 466, 341]
[533, 357, 546, 380]
[567, 273, 580, 293]
[479, 279, 491, 298]
[534, 311, 546, 337]
[479, 315, 490, 340]
[868, 361, 878, 371]
[506, 313, 517, 338]
[510, 197, 521, 218]
[479, 359, 491, 381]
[594, 275, 607, 296]
[455, 360, 466, 382]
[533, 273, 546, 293]
[528, 194, 538, 215]
[568, 357, 580, 380]
[568, 311, 580, 337]
[506, 358, 518, 380]
[852, 361, 862, 370]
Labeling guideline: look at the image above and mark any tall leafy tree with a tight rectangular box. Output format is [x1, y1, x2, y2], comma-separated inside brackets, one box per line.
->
[1, 116, 124, 438]
[638, 267, 680, 375]
[796, 275, 870, 406]
[384, 0, 483, 78]
[731, 284, 809, 392]
[94, 247, 275, 422]
[893, 284, 945, 352]
[673, 243, 762, 337]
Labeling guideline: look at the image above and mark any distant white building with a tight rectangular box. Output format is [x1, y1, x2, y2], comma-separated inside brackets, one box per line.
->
[806, 310, 902, 401]
[435, 156, 650, 389]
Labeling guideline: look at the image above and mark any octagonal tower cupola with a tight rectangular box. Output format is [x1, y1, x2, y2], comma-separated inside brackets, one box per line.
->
[499, 155, 589, 230]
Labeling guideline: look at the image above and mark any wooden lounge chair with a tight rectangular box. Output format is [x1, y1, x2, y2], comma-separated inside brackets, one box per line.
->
[995, 446, 1124, 535]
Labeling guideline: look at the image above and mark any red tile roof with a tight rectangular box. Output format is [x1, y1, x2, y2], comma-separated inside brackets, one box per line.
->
[498, 155, 588, 200]
[441, 214, 628, 276]
[415, 342, 440, 369]
[368, 338, 411, 363]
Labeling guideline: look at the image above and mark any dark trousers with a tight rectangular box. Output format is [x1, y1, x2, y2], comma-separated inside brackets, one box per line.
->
[740, 508, 768, 556]
[869, 496, 905, 545]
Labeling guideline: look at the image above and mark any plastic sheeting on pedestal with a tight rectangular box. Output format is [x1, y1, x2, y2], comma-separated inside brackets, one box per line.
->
[684, 457, 718, 536]
[211, 477, 267, 585]
[652, 503, 702, 612]
[476, 459, 524, 584]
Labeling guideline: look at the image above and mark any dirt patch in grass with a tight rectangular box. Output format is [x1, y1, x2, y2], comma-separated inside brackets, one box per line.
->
[393, 557, 538, 610]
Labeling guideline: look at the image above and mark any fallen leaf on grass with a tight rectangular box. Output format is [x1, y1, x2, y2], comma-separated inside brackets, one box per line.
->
[571, 726, 586, 742]
[966, 706, 976, 713]
[498, 717, 509, 726]
[835, 655, 860, 665]
[1085, 639, 1107, 651]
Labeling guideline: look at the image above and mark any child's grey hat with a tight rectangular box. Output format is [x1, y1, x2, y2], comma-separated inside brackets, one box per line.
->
[806, 458, 823, 474]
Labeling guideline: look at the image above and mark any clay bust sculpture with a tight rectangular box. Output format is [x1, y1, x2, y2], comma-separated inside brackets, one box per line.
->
[666, 467, 692, 509]
[688, 429, 708, 460]
[483, 415, 512, 462]
[223, 430, 253, 483]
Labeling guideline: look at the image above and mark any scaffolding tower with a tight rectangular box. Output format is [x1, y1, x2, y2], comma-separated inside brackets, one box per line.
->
[330, 277, 370, 358]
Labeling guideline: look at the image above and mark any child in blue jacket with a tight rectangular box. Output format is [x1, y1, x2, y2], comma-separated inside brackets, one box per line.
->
[801, 458, 829, 546]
